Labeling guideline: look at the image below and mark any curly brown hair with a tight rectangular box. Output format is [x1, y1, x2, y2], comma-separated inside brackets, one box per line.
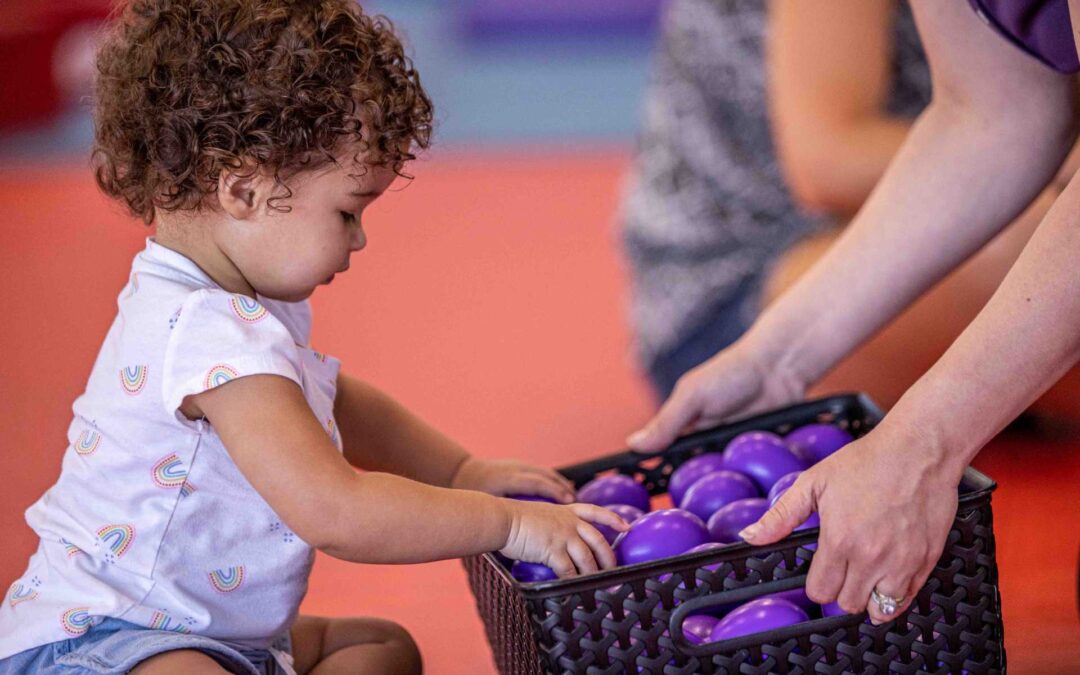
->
[92, 0, 433, 224]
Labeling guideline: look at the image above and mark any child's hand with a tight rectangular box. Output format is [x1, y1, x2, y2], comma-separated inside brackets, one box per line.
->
[451, 457, 576, 504]
[499, 501, 628, 577]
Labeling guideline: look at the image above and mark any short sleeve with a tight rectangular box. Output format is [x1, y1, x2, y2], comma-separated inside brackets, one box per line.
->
[162, 289, 304, 426]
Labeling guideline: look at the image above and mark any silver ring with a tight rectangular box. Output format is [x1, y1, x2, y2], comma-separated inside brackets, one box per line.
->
[871, 588, 905, 615]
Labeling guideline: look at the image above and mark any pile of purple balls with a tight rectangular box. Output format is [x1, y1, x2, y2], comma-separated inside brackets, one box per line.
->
[508, 422, 856, 644]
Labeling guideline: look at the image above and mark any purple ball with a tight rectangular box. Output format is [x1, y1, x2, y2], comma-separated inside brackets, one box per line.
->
[507, 493, 558, 503]
[593, 504, 644, 544]
[615, 508, 710, 566]
[707, 497, 770, 543]
[785, 424, 853, 465]
[680, 470, 760, 522]
[682, 614, 720, 645]
[510, 560, 557, 583]
[722, 432, 808, 493]
[821, 601, 846, 617]
[766, 471, 802, 506]
[766, 588, 815, 613]
[577, 474, 651, 512]
[668, 453, 726, 506]
[709, 597, 809, 643]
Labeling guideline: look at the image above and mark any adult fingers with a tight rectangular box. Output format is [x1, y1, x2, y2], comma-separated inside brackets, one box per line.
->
[567, 538, 599, 575]
[577, 522, 617, 569]
[805, 540, 848, 605]
[626, 376, 704, 452]
[740, 474, 817, 545]
[865, 574, 916, 624]
[548, 550, 577, 579]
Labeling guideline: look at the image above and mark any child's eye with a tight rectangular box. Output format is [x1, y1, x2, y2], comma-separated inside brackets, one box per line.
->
[340, 211, 356, 224]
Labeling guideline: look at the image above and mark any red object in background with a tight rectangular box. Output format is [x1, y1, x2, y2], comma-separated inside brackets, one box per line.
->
[0, 1, 110, 131]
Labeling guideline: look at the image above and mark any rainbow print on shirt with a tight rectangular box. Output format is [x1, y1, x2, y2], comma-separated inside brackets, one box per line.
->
[61, 538, 85, 558]
[96, 524, 135, 558]
[7, 582, 37, 608]
[229, 295, 268, 323]
[75, 430, 102, 456]
[204, 364, 239, 390]
[61, 607, 93, 636]
[208, 566, 245, 593]
[149, 610, 191, 634]
[151, 453, 187, 489]
[326, 418, 339, 445]
[179, 480, 197, 497]
[120, 365, 148, 395]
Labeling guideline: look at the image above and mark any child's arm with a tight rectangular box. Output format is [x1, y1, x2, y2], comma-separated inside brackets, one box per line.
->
[333, 373, 575, 502]
[183, 374, 622, 570]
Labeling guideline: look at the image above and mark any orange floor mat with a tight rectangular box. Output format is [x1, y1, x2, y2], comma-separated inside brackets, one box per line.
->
[1, 152, 1076, 673]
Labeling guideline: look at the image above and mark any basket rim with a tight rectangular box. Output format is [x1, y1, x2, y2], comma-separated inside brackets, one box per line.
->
[488, 392, 997, 600]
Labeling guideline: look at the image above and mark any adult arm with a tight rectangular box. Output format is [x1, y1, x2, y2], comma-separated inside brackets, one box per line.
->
[768, 0, 912, 215]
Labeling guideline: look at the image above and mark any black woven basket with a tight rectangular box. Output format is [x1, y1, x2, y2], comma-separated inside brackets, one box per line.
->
[464, 393, 1004, 674]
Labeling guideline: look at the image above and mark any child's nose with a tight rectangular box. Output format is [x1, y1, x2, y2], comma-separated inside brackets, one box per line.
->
[350, 224, 367, 252]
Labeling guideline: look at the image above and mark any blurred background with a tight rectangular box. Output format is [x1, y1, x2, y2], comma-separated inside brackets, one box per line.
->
[1, 1, 1077, 672]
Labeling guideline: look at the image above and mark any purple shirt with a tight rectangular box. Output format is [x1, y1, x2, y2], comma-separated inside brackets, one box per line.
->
[969, 0, 1079, 73]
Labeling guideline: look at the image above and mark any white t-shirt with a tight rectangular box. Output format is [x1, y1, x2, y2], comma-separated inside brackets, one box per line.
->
[0, 239, 341, 660]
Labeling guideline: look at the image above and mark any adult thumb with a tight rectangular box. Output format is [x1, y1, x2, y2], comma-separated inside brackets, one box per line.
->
[739, 476, 816, 545]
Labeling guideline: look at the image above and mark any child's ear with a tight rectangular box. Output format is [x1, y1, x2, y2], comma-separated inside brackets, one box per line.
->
[217, 163, 268, 220]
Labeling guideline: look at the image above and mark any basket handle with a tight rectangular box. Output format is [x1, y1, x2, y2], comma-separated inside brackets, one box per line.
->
[667, 574, 863, 658]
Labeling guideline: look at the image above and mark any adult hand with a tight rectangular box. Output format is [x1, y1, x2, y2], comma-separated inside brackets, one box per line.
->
[451, 457, 576, 504]
[627, 339, 806, 452]
[740, 419, 961, 623]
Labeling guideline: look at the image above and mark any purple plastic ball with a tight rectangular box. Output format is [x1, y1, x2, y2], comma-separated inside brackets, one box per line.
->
[577, 474, 651, 512]
[785, 424, 853, 465]
[593, 503, 645, 544]
[615, 508, 710, 566]
[709, 597, 809, 643]
[507, 493, 558, 503]
[722, 432, 808, 493]
[767, 471, 802, 506]
[680, 470, 760, 522]
[821, 601, 846, 617]
[706, 497, 770, 543]
[668, 453, 727, 506]
[766, 588, 815, 612]
[682, 614, 720, 645]
[510, 560, 557, 583]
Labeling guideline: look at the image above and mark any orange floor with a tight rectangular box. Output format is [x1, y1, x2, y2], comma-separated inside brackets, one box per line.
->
[1, 152, 1077, 673]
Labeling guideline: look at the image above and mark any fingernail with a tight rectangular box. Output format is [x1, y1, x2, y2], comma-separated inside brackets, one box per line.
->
[739, 525, 760, 541]
[626, 430, 647, 447]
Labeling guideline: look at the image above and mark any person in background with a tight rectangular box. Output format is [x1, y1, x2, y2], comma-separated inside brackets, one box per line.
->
[630, 0, 1080, 622]
[621, 0, 1078, 419]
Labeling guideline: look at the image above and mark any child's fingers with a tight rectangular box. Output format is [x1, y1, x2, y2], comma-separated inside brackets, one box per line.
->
[512, 473, 574, 503]
[570, 503, 630, 532]
[566, 538, 599, 575]
[530, 466, 575, 493]
[577, 522, 617, 569]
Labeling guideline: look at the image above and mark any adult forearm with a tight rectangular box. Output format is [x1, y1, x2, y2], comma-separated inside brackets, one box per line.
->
[884, 174, 1080, 475]
[748, 98, 1075, 388]
[787, 115, 909, 216]
[334, 374, 469, 486]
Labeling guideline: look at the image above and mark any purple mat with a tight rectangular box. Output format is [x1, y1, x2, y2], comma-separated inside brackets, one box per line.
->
[460, 0, 661, 41]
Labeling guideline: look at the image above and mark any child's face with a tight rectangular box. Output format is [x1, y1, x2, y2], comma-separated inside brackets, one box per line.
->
[214, 153, 400, 302]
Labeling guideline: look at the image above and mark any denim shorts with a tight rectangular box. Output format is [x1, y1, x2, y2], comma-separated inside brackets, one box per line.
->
[0, 617, 295, 674]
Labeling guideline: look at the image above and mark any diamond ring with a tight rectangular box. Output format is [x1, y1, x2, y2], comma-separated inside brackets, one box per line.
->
[871, 588, 905, 615]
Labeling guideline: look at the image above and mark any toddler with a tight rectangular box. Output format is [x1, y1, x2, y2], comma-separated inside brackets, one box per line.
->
[0, 1, 624, 673]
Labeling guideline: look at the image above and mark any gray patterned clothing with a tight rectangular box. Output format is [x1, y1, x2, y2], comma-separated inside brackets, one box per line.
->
[619, 0, 931, 371]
